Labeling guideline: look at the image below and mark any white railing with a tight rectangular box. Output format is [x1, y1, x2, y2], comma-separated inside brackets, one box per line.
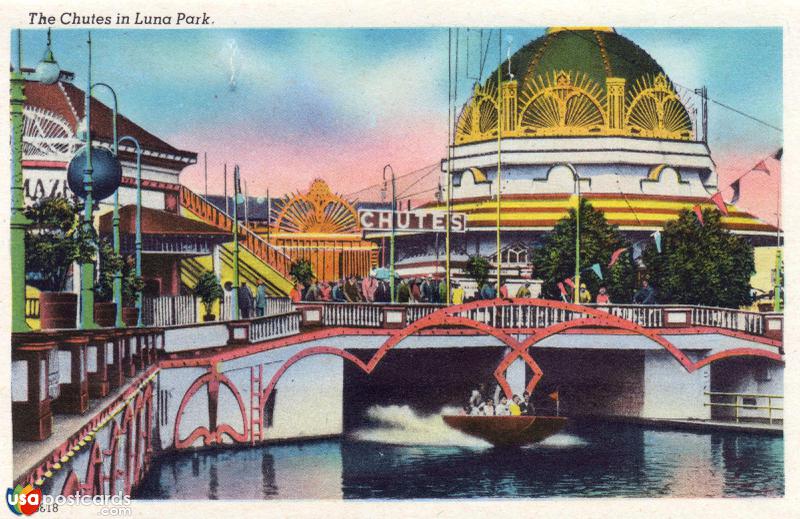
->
[249, 312, 301, 343]
[691, 306, 763, 335]
[321, 303, 383, 327]
[142, 295, 198, 327]
[406, 304, 444, 322]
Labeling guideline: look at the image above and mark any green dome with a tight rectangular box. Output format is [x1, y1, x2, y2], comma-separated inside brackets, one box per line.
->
[455, 27, 694, 144]
[498, 28, 666, 91]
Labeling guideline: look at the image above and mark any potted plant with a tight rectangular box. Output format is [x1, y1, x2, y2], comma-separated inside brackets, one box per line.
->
[194, 271, 224, 322]
[24, 197, 96, 329]
[121, 256, 145, 326]
[290, 259, 315, 288]
[94, 239, 124, 326]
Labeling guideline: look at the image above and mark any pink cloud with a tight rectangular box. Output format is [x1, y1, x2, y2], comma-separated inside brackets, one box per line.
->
[172, 114, 447, 202]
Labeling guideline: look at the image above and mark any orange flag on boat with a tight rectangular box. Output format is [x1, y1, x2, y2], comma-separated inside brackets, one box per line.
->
[549, 391, 559, 401]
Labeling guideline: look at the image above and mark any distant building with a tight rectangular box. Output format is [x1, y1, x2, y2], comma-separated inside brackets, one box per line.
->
[368, 27, 779, 301]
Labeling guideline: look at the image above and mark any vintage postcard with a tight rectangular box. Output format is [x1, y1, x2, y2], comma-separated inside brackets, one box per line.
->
[0, 1, 796, 517]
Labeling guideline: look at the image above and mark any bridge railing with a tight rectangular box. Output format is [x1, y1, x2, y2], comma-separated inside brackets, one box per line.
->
[295, 300, 781, 338]
[248, 311, 301, 343]
[12, 326, 164, 442]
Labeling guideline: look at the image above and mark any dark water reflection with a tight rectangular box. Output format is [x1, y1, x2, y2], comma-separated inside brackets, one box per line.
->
[135, 421, 783, 499]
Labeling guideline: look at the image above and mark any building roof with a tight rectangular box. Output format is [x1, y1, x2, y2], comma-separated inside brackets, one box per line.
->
[418, 193, 778, 237]
[99, 205, 229, 235]
[23, 77, 197, 169]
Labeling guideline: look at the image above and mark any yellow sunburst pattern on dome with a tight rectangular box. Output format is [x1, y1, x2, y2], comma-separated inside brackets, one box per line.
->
[518, 70, 607, 135]
[273, 179, 359, 234]
[455, 70, 694, 144]
[626, 73, 694, 139]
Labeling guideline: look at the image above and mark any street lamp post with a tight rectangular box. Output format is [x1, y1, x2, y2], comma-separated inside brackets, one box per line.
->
[91, 82, 123, 327]
[11, 30, 30, 332]
[231, 165, 242, 319]
[79, 32, 96, 330]
[383, 165, 396, 302]
[570, 165, 581, 303]
[117, 136, 142, 326]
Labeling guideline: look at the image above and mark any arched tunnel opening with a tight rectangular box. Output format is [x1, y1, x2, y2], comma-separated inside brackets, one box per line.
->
[342, 345, 506, 431]
[524, 349, 647, 418]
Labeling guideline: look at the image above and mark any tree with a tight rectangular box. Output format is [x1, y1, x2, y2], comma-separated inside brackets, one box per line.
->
[642, 208, 754, 308]
[531, 199, 636, 303]
[290, 259, 315, 287]
[465, 254, 491, 290]
[193, 271, 224, 318]
[24, 197, 96, 292]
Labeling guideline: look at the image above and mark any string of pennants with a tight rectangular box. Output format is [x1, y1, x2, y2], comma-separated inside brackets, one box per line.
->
[555, 147, 781, 298]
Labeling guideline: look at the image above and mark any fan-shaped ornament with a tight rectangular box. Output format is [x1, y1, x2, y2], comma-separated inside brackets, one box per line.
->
[67, 146, 123, 201]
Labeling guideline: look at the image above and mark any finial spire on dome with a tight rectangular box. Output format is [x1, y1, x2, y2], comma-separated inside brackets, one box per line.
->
[546, 27, 615, 35]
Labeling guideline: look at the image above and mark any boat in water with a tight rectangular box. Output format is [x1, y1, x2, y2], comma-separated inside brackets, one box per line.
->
[442, 415, 568, 447]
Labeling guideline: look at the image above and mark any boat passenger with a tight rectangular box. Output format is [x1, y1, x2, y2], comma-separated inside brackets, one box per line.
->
[509, 395, 522, 416]
[469, 386, 483, 409]
[521, 391, 534, 415]
[482, 399, 495, 416]
[496, 396, 511, 416]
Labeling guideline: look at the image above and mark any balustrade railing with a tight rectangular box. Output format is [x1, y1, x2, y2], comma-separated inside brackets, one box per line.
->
[296, 300, 780, 337]
[249, 312, 301, 343]
[142, 295, 197, 327]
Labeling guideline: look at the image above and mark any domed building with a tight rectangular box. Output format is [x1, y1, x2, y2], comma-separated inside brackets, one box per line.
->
[384, 27, 777, 296]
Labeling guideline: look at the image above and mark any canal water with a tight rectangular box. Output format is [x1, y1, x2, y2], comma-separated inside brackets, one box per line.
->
[136, 406, 783, 499]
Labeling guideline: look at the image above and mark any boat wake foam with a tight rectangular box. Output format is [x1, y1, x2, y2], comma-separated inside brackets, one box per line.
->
[351, 405, 491, 448]
[524, 433, 588, 449]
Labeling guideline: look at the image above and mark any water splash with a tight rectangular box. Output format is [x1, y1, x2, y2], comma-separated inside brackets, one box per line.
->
[524, 433, 588, 449]
[351, 405, 490, 448]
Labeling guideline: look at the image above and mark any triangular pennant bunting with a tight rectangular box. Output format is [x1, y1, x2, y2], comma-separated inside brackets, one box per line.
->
[609, 247, 627, 267]
[564, 278, 575, 289]
[752, 160, 770, 175]
[652, 230, 662, 253]
[729, 179, 741, 204]
[710, 192, 728, 216]
[591, 263, 603, 281]
[692, 205, 704, 225]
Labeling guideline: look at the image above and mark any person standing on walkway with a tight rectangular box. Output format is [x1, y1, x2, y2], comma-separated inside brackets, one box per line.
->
[516, 282, 532, 298]
[451, 282, 464, 305]
[596, 286, 611, 305]
[255, 280, 268, 317]
[634, 279, 656, 304]
[238, 282, 254, 318]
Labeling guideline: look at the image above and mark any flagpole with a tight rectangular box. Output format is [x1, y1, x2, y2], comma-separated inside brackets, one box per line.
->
[495, 29, 502, 290]
[445, 28, 453, 305]
[775, 166, 782, 312]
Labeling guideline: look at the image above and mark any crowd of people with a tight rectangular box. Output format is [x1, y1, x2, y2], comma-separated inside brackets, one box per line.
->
[288, 275, 467, 304]
[461, 384, 535, 416]
[287, 273, 659, 306]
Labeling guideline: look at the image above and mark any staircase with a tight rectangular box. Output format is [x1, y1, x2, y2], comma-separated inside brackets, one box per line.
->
[179, 186, 294, 292]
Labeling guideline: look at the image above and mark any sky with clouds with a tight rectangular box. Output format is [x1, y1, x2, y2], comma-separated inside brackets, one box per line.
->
[15, 27, 782, 222]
